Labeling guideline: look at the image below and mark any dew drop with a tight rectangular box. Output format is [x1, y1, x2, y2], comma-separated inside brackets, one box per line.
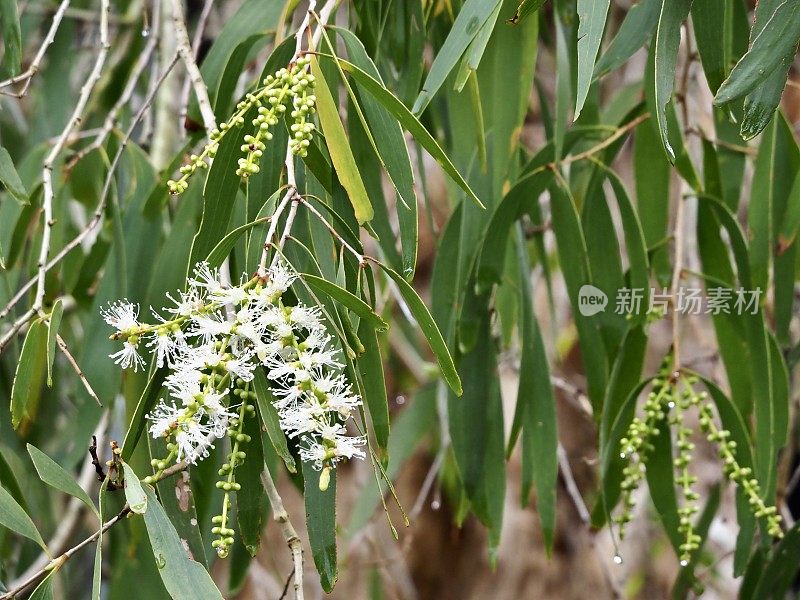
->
[396, 395, 406, 405]
[431, 499, 441, 510]
[680, 559, 689, 567]
[613, 554, 623, 565]
[141, 27, 150, 38]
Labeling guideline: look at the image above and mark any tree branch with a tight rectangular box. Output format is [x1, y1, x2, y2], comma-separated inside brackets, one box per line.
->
[261, 467, 305, 600]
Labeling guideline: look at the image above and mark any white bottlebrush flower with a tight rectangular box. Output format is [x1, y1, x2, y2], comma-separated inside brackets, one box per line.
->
[191, 312, 234, 339]
[175, 419, 214, 464]
[188, 262, 225, 296]
[148, 400, 181, 438]
[109, 341, 145, 371]
[289, 305, 323, 330]
[279, 403, 325, 437]
[225, 350, 256, 382]
[210, 284, 249, 307]
[163, 288, 204, 317]
[147, 330, 185, 368]
[101, 300, 140, 332]
[257, 261, 296, 302]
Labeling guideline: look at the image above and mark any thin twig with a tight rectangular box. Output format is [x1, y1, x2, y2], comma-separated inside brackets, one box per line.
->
[258, 0, 338, 271]
[558, 444, 622, 599]
[66, 0, 162, 171]
[34, 0, 111, 315]
[299, 197, 365, 264]
[261, 468, 305, 600]
[178, 0, 214, 129]
[171, 0, 216, 132]
[2, 413, 110, 599]
[56, 333, 102, 406]
[0, 0, 72, 97]
[0, 56, 180, 331]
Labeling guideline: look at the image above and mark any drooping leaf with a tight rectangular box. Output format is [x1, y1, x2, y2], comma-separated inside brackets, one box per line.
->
[714, 1, 800, 106]
[303, 461, 338, 592]
[575, 0, 610, 118]
[411, 0, 503, 114]
[0, 146, 28, 204]
[27, 444, 98, 515]
[46, 299, 64, 387]
[300, 273, 387, 332]
[652, 0, 692, 162]
[10, 318, 48, 429]
[253, 367, 296, 473]
[141, 486, 223, 599]
[327, 56, 483, 209]
[376, 262, 462, 396]
[311, 57, 374, 224]
[121, 462, 148, 515]
[594, 0, 660, 79]
[0, 483, 47, 551]
[0, 0, 21, 76]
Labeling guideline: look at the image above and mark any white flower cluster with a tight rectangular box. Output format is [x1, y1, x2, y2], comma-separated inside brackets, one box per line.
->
[103, 262, 366, 472]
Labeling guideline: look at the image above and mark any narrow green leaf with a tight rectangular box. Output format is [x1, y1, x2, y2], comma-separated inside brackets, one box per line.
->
[301, 273, 387, 332]
[714, 1, 800, 105]
[376, 262, 461, 396]
[653, 0, 692, 162]
[357, 318, 389, 453]
[236, 411, 267, 556]
[575, 0, 610, 118]
[508, 0, 546, 24]
[454, 2, 502, 92]
[0, 146, 28, 204]
[411, 0, 503, 114]
[253, 367, 296, 473]
[28, 571, 55, 600]
[141, 486, 223, 599]
[46, 299, 64, 387]
[311, 57, 373, 224]
[327, 56, 483, 209]
[333, 28, 419, 276]
[751, 521, 800, 598]
[513, 231, 557, 551]
[0, 484, 47, 551]
[739, 0, 792, 139]
[10, 318, 48, 429]
[303, 461, 338, 592]
[594, 0, 660, 79]
[0, 0, 21, 76]
[204, 216, 269, 268]
[121, 462, 148, 515]
[27, 444, 98, 515]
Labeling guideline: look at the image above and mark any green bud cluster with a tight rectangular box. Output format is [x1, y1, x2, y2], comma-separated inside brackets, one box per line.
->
[671, 379, 702, 565]
[616, 368, 672, 541]
[211, 378, 257, 558]
[694, 387, 783, 539]
[167, 56, 317, 193]
[616, 366, 784, 568]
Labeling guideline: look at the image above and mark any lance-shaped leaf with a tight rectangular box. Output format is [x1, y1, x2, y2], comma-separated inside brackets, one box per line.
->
[575, 0, 610, 118]
[376, 262, 461, 396]
[652, 0, 692, 162]
[0, 484, 47, 551]
[10, 318, 48, 429]
[324, 55, 483, 209]
[311, 57, 373, 225]
[0, 146, 28, 204]
[28, 444, 98, 515]
[303, 461, 338, 592]
[714, 1, 800, 106]
[141, 486, 223, 599]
